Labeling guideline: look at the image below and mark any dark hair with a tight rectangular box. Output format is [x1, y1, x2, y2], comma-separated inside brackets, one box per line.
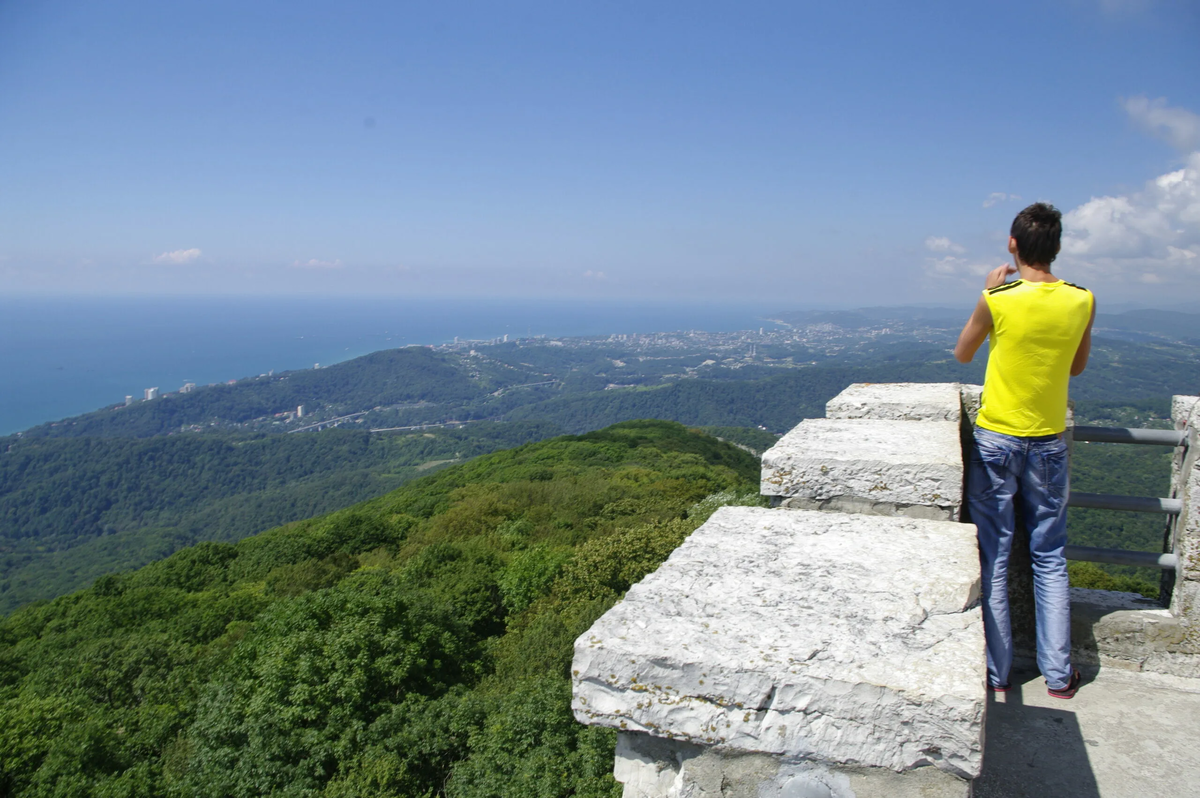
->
[1010, 203, 1062, 266]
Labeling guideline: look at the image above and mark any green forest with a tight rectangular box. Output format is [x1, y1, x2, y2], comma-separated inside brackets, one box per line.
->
[0, 423, 563, 613]
[0, 421, 763, 797]
[1064, 440, 1174, 598]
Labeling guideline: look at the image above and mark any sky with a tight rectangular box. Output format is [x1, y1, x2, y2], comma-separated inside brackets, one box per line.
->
[1, 0, 1198, 307]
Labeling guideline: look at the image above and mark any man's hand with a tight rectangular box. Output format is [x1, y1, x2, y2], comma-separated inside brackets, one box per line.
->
[985, 264, 1018, 289]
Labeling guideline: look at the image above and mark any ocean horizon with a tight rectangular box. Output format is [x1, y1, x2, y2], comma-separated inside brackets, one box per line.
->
[1, 295, 783, 436]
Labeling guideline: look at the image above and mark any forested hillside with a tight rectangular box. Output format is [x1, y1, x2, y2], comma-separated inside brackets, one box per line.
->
[0, 423, 562, 613]
[502, 358, 985, 433]
[0, 421, 763, 797]
[1066, 439, 1175, 597]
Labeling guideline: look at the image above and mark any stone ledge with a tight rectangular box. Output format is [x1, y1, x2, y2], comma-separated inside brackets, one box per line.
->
[959, 384, 982, 426]
[614, 731, 971, 798]
[1013, 588, 1200, 679]
[760, 419, 963, 520]
[771, 495, 956, 521]
[571, 506, 986, 778]
[1172, 395, 1199, 428]
[826, 382, 963, 423]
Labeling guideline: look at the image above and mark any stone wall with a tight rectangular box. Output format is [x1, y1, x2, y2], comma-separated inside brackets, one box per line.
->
[573, 383, 983, 797]
[761, 383, 964, 521]
[571, 384, 1200, 797]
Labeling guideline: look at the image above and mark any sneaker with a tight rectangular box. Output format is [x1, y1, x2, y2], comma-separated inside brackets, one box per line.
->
[1047, 669, 1082, 699]
[987, 682, 1011, 693]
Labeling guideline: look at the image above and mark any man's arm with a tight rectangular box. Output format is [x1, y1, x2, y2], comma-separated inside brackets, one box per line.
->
[1070, 295, 1097, 376]
[954, 264, 1012, 363]
[954, 295, 993, 363]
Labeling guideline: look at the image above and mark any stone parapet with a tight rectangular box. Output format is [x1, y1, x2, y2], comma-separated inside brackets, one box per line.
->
[572, 507, 985, 782]
[1166, 395, 1200, 666]
[1067, 588, 1200, 677]
[1170, 395, 1200, 596]
[613, 731, 970, 798]
[826, 382, 963, 422]
[959, 384, 982, 426]
[573, 381, 1200, 795]
[761, 418, 962, 520]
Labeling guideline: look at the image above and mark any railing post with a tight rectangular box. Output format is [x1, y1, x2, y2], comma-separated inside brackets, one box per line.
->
[1168, 396, 1200, 620]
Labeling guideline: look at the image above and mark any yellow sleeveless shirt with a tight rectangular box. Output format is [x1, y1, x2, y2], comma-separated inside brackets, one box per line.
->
[976, 279, 1093, 437]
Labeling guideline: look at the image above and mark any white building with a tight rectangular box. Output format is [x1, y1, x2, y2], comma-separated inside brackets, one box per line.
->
[144, 387, 160, 401]
[180, 382, 196, 394]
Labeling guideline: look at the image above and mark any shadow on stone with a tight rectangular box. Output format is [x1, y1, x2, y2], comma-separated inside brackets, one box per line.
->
[974, 676, 1101, 798]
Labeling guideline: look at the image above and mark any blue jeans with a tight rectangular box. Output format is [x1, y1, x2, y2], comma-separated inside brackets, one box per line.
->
[967, 427, 1073, 690]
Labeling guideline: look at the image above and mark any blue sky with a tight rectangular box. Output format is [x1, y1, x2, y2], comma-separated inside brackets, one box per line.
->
[1, 0, 1197, 306]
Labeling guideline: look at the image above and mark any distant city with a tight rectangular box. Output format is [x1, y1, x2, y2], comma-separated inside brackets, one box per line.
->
[105, 311, 962, 436]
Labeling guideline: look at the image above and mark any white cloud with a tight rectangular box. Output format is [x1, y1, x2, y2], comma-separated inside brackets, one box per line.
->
[923, 255, 996, 281]
[153, 248, 202, 265]
[583, 269, 607, 280]
[1122, 96, 1200, 152]
[983, 192, 1021, 208]
[924, 236, 966, 254]
[292, 258, 345, 270]
[1061, 150, 1200, 283]
[922, 237, 1001, 282]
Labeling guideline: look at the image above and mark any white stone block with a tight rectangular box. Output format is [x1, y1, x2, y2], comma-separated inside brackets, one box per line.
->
[826, 383, 963, 422]
[1172, 395, 1200, 428]
[760, 419, 963, 519]
[959, 385, 982, 426]
[612, 732, 970, 798]
[572, 507, 986, 779]
[1176, 458, 1200, 586]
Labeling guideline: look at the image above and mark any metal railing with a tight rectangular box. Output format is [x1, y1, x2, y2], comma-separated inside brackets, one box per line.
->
[1065, 425, 1187, 571]
[1072, 425, 1186, 447]
[1069, 491, 1181, 516]
[1063, 544, 1177, 570]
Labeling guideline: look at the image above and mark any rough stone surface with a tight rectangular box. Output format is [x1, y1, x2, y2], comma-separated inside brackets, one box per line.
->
[958, 385, 982, 426]
[771, 495, 956, 521]
[1175, 463, 1200, 581]
[760, 419, 962, 520]
[825, 382, 963, 423]
[1169, 396, 1200, 643]
[572, 507, 986, 778]
[613, 732, 970, 798]
[1172, 395, 1200, 428]
[1066, 588, 1196, 673]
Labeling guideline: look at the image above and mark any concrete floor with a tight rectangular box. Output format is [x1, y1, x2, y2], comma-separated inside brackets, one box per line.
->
[974, 665, 1200, 797]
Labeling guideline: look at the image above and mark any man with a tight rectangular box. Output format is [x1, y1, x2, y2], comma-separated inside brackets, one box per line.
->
[954, 202, 1095, 699]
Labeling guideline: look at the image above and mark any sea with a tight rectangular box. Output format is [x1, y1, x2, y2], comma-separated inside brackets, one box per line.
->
[0, 295, 779, 436]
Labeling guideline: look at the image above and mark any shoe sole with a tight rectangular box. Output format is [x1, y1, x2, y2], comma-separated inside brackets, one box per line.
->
[1047, 669, 1082, 699]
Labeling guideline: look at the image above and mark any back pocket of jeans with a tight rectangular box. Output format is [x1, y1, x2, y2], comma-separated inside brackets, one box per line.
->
[969, 444, 1009, 499]
[1041, 445, 1069, 500]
